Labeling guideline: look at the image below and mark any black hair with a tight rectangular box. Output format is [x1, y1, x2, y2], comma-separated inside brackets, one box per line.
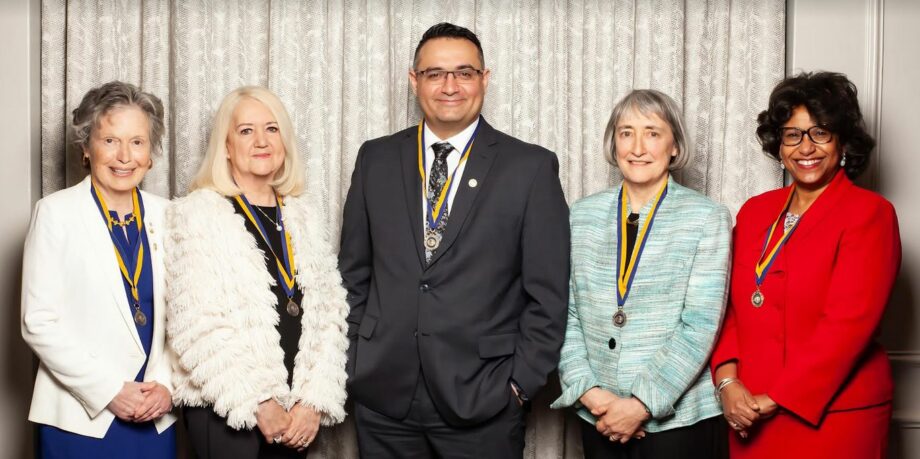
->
[756, 71, 875, 179]
[413, 22, 484, 69]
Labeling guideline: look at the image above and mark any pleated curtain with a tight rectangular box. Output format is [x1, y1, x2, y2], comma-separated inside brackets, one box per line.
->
[40, 1, 785, 457]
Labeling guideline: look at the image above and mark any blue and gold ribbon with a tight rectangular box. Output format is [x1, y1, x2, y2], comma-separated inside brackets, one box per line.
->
[417, 119, 480, 230]
[234, 194, 297, 299]
[616, 181, 669, 306]
[90, 182, 147, 325]
[754, 188, 801, 287]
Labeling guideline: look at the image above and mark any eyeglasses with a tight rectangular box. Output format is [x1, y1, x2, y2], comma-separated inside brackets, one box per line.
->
[415, 68, 484, 83]
[779, 126, 833, 146]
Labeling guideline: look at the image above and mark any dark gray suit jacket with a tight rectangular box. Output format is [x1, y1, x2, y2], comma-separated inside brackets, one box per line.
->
[339, 118, 569, 426]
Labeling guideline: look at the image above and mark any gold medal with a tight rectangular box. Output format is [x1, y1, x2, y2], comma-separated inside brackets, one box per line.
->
[235, 195, 299, 305]
[753, 188, 801, 309]
[424, 231, 442, 251]
[417, 120, 479, 240]
[613, 309, 627, 328]
[614, 181, 668, 328]
[92, 184, 149, 328]
[133, 308, 148, 326]
[751, 289, 764, 308]
[286, 298, 300, 317]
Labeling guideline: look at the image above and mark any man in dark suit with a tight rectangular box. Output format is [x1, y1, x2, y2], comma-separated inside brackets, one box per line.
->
[339, 22, 569, 458]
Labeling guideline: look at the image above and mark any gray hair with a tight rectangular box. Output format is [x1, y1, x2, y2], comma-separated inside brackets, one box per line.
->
[602, 89, 690, 170]
[72, 81, 166, 158]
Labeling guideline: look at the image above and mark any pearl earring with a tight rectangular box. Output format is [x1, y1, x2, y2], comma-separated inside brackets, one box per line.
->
[840, 154, 847, 167]
[780, 161, 785, 170]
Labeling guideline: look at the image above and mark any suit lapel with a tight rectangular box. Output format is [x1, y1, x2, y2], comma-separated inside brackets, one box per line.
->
[399, 128, 427, 267]
[78, 178, 145, 353]
[142, 195, 166, 369]
[426, 119, 500, 268]
[790, 170, 850, 242]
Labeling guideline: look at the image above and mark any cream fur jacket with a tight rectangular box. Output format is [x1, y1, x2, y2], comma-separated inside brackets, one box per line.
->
[164, 188, 349, 430]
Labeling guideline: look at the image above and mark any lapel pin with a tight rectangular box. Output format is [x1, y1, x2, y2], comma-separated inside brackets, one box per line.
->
[468, 178, 478, 188]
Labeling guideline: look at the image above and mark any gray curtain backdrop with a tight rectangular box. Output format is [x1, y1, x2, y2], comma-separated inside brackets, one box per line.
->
[40, 1, 785, 457]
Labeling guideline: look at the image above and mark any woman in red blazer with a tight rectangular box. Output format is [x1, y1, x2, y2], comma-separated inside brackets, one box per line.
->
[711, 72, 901, 458]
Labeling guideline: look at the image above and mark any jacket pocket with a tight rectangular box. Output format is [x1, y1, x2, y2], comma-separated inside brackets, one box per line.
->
[478, 333, 517, 358]
[358, 316, 377, 339]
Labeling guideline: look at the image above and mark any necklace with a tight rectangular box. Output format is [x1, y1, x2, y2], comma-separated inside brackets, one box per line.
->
[253, 205, 283, 232]
[626, 212, 639, 226]
[109, 214, 136, 227]
[783, 212, 800, 233]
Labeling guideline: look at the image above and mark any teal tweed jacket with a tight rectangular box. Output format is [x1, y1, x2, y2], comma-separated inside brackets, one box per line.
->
[551, 177, 731, 432]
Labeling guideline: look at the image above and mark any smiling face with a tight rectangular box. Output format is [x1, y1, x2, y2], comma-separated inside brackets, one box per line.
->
[226, 97, 286, 188]
[780, 105, 841, 192]
[614, 108, 678, 191]
[85, 105, 152, 200]
[409, 37, 490, 139]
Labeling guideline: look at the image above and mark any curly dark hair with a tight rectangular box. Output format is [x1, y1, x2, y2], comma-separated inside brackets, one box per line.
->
[756, 71, 875, 179]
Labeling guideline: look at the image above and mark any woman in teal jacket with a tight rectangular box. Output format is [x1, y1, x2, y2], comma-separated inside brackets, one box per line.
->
[552, 89, 731, 458]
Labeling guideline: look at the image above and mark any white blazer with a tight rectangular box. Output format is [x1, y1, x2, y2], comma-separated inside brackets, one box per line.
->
[21, 176, 177, 438]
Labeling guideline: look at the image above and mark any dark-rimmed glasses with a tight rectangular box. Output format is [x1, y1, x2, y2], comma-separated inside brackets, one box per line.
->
[779, 126, 833, 146]
[415, 68, 484, 83]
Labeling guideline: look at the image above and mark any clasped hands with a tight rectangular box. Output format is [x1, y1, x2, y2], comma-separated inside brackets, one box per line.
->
[107, 381, 172, 423]
[580, 387, 650, 444]
[256, 399, 321, 452]
[719, 383, 778, 438]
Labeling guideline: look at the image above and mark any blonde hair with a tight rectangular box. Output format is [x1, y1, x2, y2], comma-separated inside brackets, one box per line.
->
[191, 86, 304, 196]
[602, 89, 690, 171]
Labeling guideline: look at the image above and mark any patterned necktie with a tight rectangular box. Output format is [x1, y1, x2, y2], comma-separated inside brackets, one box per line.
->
[426, 141, 453, 262]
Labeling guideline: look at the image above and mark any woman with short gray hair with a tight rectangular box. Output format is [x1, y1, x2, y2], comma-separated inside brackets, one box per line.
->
[22, 80, 177, 458]
[552, 89, 730, 458]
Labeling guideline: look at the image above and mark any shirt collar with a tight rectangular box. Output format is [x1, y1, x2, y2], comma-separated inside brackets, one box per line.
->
[423, 116, 480, 154]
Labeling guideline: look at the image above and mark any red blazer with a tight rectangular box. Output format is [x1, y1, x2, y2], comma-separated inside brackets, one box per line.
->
[712, 171, 901, 426]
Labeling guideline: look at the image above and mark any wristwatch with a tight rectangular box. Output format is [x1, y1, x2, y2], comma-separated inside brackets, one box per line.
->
[509, 380, 531, 412]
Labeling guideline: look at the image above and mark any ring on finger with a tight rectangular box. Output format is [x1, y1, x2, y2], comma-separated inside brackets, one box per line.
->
[273, 436, 282, 444]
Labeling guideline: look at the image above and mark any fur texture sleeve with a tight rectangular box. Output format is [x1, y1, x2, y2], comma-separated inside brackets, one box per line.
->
[286, 196, 350, 426]
[165, 191, 290, 430]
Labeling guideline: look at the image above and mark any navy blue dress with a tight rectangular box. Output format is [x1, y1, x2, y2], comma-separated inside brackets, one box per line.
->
[38, 199, 176, 458]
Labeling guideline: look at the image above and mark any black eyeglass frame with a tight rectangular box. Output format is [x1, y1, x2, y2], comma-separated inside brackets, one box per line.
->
[414, 67, 485, 82]
[778, 126, 834, 146]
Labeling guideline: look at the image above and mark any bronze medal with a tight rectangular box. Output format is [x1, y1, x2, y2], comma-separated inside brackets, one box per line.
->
[751, 289, 764, 308]
[133, 308, 148, 326]
[286, 298, 300, 317]
[613, 309, 627, 328]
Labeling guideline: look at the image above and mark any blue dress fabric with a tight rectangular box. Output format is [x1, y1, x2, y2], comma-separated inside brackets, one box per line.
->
[39, 194, 175, 459]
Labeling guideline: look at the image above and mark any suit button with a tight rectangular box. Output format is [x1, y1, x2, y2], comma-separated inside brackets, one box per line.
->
[419, 283, 430, 293]
[608, 338, 616, 349]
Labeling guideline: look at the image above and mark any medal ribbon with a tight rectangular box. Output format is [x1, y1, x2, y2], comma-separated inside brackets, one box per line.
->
[90, 183, 145, 312]
[754, 187, 801, 287]
[417, 119, 480, 230]
[235, 194, 297, 299]
[616, 180, 669, 306]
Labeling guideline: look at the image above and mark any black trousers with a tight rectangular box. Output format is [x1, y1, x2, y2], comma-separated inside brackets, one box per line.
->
[354, 374, 526, 459]
[581, 415, 728, 459]
[183, 406, 305, 459]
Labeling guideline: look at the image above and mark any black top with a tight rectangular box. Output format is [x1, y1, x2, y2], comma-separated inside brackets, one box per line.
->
[625, 212, 640, 267]
[231, 199, 303, 386]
